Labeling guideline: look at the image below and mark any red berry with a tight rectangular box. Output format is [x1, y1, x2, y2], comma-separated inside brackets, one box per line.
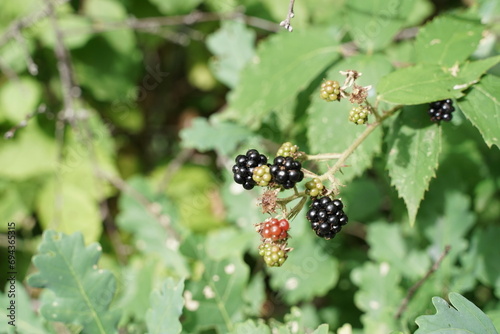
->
[262, 228, 271, 238]
[278, 219, 289, 231]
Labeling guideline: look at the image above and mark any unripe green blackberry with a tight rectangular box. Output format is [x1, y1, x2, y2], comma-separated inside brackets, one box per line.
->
[348, 105, 370, 125]
[305, 178, 324, 197]
[258, 241, 289, 267]
[320, 80, 341, 102]
[252, 165, 272, 187]
[277, 142, 299, 158]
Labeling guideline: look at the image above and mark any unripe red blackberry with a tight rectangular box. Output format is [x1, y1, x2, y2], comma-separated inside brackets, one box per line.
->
[232, 149, 268, 190]
[256, 217, 290, 241]
[306, 196, 348, 240]
[348, 105, 369, 125]
[320, 80, 341, 102]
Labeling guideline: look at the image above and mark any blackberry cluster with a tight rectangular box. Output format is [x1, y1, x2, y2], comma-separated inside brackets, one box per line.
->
[277, 142, 299, 158]
[305, 178, 324, 197]
[428, 99, 455, 123]
[232, 149, 268, 190]
[270, 156, 304, 189]
[306, 197, 348, 239]
[257, 218, 290, 241]
[348, 105, 369, 125]
[258, 241, 289, 267]
[320, 80, 341, 102]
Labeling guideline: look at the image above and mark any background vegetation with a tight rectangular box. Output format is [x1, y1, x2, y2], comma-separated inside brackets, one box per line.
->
[0, 0, 499, 333]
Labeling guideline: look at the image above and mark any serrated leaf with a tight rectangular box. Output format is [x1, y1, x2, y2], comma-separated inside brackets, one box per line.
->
[146, 278, 184, 334]
[231, 319, 271, 334]
[377, 64, 463, 104]
[307, 54, 391, 183]
[346, 0, 413, 52]
[206, 20, 255, 88]
[0, 282, 48, 334]
[27, 231, 120, 334]
[351, 262, 403, 332]
[386, 106, 442, 225]
[457, 75, 500, 148]
[269, 227, 339, 304]
[225, 28, 340, 128]
[415, 16, 483, 67]
[415, 292, 499, 334]
[180, 117, 253, 156]
[456, 56, 500, 88]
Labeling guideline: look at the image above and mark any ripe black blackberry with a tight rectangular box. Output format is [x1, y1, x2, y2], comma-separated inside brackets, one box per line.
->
[269, 156, 304, 189]
[232, 149, 268, 190]
[428, 99, 455, 123]
[306, 196, 348, 239]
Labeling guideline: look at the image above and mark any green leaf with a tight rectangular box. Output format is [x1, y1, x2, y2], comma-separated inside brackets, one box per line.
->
[456, 56, 500, 88]
[351, 262, 403, 332]
[346, 0, 412, 53]
[231, 319, 271, 334]
[225, 28, 340, 128]
[312, 324, 330, 334]
[386, 106, 442, 225]
[269, 227, 339, 304]
[146, 278, 184, 334]
[457, 75, 500, 148]
[0, 282, 49, 334]
[0, 122, 57, 180]
[0, 76, 42, 123]
[415, 16, 483, 67]
[206, 20, 256, 88]
[377, 64, 463, 104]
[36, 181, 102, 243]
[307, 54, 392, 183]
[461, 226, 500, 293]
[415, 292, 499, 334]
[27, 231, 120, 334]
[148, 0, 202, 15]
[180, 117, 253, 156]
[183, 253, 249, 333]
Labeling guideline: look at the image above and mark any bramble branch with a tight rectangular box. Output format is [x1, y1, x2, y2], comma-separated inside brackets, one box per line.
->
[279, 0, 296, 32]
[395, 245, 452, 319]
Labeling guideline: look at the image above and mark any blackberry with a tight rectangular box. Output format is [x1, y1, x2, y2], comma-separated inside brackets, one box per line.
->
[306, 196, 348, 240]
[258, 241, 289, 267]
[348, 105, 369, 125]
[277, 142, 299, 158]
[320, 80, 341, 102]
[252, 165, 272, 187]
[257, 218, 290, 241]
[269, 156, 304, 189]
[428, 99, 455, 123]
[232, 149, 268, 190]
[305, 178, 324, 197]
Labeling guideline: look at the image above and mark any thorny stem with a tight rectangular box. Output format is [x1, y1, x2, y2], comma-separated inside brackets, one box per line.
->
[280, 0, 296, 32]
[318, 104, 403, 183]
[305, 153, 342, 161]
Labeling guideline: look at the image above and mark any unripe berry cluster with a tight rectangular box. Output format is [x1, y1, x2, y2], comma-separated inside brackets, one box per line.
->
[232, 149, 268, 190]
[320, 80, 341, 102]
[277, 142, 299, 158]
[258, 242, 289, 267]
[305, 178, 324, 197]
[428, 99, 455, 123]
[306, 196, 348, 239]
[348, 105, 370, 125]
[252, 165, 272, 187]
